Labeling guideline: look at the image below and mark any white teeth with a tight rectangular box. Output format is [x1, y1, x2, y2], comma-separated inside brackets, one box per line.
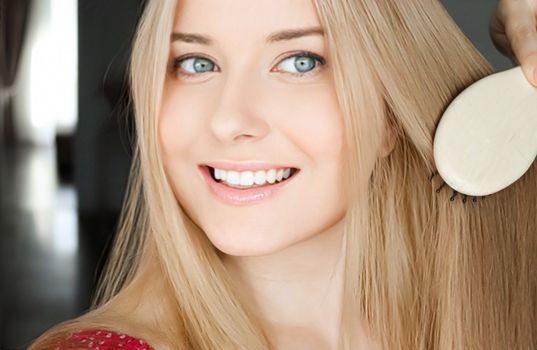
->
[239, 171, 254, 186]
[211, 167, 295, 188]
[254, 170, 266, 185]
[266, 169, 276, 184]
[276, 169, 284, 181]
[226, 171, 240, 184]
[283, 168, 291, 179]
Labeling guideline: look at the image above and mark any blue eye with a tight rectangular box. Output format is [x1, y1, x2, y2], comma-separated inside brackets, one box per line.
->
[275, 53, 325, 77]
[170, 51, 325, 80]
[172, 56, 217, 76]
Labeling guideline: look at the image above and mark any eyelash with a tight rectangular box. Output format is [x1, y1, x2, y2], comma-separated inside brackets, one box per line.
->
[169, 51, 326, 80]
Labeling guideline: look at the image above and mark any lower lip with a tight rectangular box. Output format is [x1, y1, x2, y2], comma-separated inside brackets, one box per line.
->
[198, 166, 299, 206]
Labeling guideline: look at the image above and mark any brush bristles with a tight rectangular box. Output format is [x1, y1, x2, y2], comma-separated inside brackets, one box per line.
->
[429, 171, 486, 203]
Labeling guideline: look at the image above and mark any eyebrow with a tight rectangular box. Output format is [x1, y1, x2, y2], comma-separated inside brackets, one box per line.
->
[170, 27, 325, 45]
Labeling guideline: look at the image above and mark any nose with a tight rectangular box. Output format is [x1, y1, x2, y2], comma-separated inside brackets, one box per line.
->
[209, 71, 270, 145]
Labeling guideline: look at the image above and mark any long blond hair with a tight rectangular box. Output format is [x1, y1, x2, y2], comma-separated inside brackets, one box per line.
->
[29, 0, 536, 349]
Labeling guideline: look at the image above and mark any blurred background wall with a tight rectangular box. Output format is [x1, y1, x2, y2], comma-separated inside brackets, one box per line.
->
[1, 1, 142, 348]
[0, 0, 517, 349]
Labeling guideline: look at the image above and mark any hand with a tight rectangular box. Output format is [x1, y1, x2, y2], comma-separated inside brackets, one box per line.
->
[490, 0, 537, 86]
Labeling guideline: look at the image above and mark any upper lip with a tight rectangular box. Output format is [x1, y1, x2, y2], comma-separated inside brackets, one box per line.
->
[202, 161, 299, 172]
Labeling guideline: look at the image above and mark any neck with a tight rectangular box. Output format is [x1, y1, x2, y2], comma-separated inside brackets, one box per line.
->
[221, 218, 346, 349]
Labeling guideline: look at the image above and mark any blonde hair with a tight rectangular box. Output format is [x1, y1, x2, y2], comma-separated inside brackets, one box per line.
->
[30, 0, 536, 349]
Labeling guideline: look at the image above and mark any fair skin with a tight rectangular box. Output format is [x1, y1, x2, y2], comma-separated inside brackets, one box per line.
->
[490, 0, 537, 86]
[155, 0, 536, 348]
[158, 0, 393, 348]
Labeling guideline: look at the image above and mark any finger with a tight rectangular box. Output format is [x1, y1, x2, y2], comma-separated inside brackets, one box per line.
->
[489, 3, 520, 63]
[491, 32, 519, 65]
[489, 12, 507, 51]
[502, 0, 537, 86]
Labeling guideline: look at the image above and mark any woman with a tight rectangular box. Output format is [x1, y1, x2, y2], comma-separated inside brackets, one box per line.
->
[29, 0, 537, 349]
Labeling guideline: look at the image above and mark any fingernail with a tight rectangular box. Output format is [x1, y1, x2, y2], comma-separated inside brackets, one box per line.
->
[526, 53, 537, 86]
[525, 66, 537, 87]
[526, 67, 535, 83]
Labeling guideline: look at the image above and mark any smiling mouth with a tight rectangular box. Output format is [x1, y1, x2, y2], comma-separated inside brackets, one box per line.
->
[207, 166, 300, 189]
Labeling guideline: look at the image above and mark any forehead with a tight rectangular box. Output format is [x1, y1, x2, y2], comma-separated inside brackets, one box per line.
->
[172, 0, 322, 45]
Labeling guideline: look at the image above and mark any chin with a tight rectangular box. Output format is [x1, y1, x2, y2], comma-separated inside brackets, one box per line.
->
[206, 229, 295, 258]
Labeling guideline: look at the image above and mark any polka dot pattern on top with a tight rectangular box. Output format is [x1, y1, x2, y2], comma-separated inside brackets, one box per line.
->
[54, 329, 155, 350]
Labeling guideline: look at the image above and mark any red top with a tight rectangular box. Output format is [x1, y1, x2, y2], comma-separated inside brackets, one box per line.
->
[54, 329, 155, 350]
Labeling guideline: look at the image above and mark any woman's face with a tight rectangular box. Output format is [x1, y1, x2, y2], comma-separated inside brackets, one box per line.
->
[159, 0, 347, 256]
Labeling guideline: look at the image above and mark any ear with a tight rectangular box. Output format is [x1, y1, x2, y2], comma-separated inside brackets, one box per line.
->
[378, 122, 397, 158]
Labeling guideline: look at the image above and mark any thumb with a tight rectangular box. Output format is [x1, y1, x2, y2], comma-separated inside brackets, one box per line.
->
[521, 53, 537, 87]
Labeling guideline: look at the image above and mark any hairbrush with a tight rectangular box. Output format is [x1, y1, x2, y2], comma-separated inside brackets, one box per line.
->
[431, 66, 537, 203]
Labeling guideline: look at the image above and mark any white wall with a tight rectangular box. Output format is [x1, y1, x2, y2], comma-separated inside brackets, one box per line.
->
[14, 0, 78, 146]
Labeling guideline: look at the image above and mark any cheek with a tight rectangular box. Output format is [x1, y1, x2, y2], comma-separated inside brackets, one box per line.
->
[158, 86, 210, 212]
[158, 88, 207, 221]
[270, 85, 344, 163]
[158, 85, 207, 158]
